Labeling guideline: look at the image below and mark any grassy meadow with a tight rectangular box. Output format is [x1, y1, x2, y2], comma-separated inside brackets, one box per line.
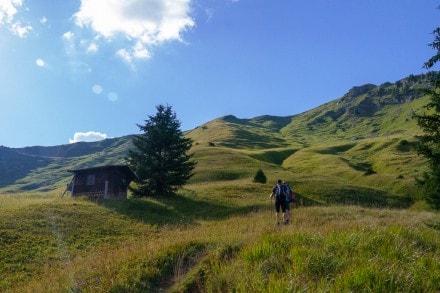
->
[2, 134, 438, 292]
[2, 135, 437, 292]
[1, 172, 439, 292]
[2, 74, 440, 291]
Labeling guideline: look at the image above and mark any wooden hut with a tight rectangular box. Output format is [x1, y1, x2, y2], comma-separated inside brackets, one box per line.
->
[66, 165, 136, 199]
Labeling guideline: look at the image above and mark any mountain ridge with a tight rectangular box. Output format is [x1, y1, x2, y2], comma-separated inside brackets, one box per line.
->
[0, 71, 437, 195]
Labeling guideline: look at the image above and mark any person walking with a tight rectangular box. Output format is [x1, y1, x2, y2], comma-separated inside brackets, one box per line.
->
[270, 179, 287, 225]
[283, 181, 294, 223]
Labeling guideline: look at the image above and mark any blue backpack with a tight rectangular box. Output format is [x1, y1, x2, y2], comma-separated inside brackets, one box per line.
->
[285, 184, 295, 202]
[275, 184, 285, 199]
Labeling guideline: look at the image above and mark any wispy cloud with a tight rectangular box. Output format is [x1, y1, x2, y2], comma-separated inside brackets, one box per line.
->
[62, 31, 74, 40]
[69, 131, 109, 143]
[0, 0, 32, 38]
[205, 8, 214, 23]
[72, 0, 195, 63]
[86, 42, 98, 53]
[11, 21, 31, 37]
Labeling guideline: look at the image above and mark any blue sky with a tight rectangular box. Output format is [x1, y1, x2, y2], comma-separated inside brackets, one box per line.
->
[1, 0, 439, 148]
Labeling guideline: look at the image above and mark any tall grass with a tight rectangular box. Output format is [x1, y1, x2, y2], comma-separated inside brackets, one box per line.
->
[2, 191, 439, 292]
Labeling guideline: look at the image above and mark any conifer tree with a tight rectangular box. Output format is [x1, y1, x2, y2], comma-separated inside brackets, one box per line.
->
[414, 24, 440, 209]
[127, 104, 196, 197]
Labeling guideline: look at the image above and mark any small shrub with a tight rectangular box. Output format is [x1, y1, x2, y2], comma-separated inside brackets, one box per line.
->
[397, 139, 413, 152]
[253, 169, 267, 184]
[400, 139, 409, 146]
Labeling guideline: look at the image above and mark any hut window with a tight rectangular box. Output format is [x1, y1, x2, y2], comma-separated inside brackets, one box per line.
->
[86, 174, 95, 186]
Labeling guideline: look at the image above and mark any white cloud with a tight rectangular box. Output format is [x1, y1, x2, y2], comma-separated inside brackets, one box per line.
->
[0, 0, 22, 23]
[40, 16, 47, 24]
[133, 41, 150, 59]
[63, 31, 74, 40]
[86, 42, 98, 53]
[35, 58, 45, 67]
[116, 48, 132, 63]
[0, 0, 32, 38]
[11, 22, 31, 37]
[69, 131, 109, 143]
[73, 0, 194, 63]
[62, 31, 77, 55]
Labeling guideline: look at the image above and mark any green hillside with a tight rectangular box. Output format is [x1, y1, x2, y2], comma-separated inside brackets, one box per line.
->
[0, 72, 438, 205]
[1, 72, 440, 292]
[185, 73, 438, 206]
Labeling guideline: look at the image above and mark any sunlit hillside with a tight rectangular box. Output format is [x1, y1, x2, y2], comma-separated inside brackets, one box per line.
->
[1, 72, 440, 292]
[0, 72, 438, 205]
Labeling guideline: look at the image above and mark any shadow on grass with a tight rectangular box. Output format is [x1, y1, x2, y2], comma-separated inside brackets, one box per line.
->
[95, 192, 266, 227]
[292, 193, 324, 207]
[250, 149, 298, 165]
[318, 187, 414, 208]
[95, 189, 386, 227]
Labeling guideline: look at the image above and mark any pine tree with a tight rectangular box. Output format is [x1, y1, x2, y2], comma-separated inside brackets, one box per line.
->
[414, 24, 440, 209]
[126, 104, 196, 197]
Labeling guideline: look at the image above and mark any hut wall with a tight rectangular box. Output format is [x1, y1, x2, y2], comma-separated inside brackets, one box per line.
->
[72, 168, 129, 199]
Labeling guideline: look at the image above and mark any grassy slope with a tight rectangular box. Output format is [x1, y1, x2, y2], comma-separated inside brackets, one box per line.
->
[188, 105, 428, 207]
[1, 73, 435, 204]
[1, 190, 439, 292]
[1, 73, 439, 291]
[184, 74, 434, 206]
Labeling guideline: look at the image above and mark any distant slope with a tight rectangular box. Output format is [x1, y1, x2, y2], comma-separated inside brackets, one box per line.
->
[0, 146, 53, 187]
[15, 136, 133, 158]
[281, 73, 434, 143]
[187, 114, 293, 149]
[0, 136, 133, 192]
[187, 72, 437, 149]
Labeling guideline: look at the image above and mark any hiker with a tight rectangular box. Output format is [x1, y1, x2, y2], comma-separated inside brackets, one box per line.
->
[270, 179, 287, 225]
[283, 181, 295, 223]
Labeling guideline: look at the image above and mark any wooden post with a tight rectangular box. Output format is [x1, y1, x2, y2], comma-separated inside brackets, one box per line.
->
[104, 180, 109, 198]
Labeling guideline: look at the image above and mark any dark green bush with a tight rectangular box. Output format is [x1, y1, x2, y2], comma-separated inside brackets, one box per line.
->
[253, 169, 267, 184]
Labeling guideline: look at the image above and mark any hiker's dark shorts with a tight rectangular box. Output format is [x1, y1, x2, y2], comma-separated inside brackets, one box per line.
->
[275, 199, 286, 213]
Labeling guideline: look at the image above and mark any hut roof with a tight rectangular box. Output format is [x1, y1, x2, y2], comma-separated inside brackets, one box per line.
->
[68, 165, 137, 181]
